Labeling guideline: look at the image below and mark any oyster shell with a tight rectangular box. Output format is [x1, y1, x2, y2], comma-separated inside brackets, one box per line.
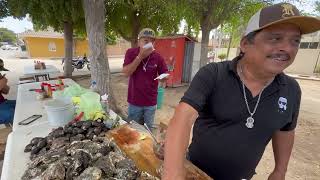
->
[93, 155, 116, 178]
[109, 151, 125, 165]
[115, 158, 137, 170]
[21, 165, 46, 180]
[114, 168, 138, 180]
[75, 167, 102, 180]
[65, 149, 92, 178]
[50, 137, 70, 149]
[23, 120, 148, 180]
[138, 171, 160, 180]
[67, 140, 106, 156]
[41, 161, 65, 180]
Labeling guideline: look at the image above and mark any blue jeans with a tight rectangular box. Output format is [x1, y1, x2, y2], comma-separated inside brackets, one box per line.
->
[128, 104, 156, 128]
[0, 100, 16, 124]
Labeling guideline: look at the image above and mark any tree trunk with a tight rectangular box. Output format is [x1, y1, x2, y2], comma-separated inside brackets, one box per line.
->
[130, 10, 140, 48]
[226, 34, 233, 60]
[83, 0, 127, 119]
[63, 21, 73, 78]
[130, 38, 138, 48]
[200, 25, 210, 67]
[83, 0, 109, 95]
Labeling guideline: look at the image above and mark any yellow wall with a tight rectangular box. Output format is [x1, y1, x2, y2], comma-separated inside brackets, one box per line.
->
[74, 40, 89, 57]
[24, 37, 131, 58]
[24, 37, 90, 58]
[24, 37, 65, 58]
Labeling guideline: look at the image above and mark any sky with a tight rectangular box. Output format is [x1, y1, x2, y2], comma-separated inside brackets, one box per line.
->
[0, 0, 318, 34]
[0, 16, 33, 33]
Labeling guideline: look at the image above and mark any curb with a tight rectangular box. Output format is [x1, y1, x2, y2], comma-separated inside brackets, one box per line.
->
[288, 74, 320, 81]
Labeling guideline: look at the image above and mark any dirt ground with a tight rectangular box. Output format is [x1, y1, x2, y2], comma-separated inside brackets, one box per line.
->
[76, 74, 320, 180]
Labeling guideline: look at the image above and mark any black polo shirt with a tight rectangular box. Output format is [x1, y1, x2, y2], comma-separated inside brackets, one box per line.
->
[181, 56, 301, 180]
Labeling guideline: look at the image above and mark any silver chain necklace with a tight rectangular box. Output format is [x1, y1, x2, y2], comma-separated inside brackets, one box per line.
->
[239, 65, 273, 129]
[142, 55, 151, 72]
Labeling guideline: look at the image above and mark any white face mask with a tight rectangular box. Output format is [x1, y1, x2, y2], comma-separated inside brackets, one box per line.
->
[143, 42, 154, 49]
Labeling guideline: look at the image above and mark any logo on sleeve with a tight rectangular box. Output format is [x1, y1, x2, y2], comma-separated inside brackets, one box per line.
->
[278, 97, 287, 113]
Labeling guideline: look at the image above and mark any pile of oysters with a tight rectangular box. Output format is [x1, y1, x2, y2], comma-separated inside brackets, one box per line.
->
[22, 120, 159, 180]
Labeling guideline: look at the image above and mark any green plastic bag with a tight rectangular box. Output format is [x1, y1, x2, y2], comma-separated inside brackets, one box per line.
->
[53, 84, 106, 120]
[62, 84, 89, 97]
[79, 91, 104, 120]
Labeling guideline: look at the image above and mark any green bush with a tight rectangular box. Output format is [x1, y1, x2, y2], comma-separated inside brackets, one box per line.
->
[315, 64, 320, 73]
[218, 53, 227, 60]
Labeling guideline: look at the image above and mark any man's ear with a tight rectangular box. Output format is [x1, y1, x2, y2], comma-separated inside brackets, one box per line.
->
[240, 37, 251, 54]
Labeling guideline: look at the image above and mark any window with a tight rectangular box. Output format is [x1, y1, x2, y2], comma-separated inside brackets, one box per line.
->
[48, 42, 56, 52]
[299, 42, 309, 49]
[309, 42, 318, 49]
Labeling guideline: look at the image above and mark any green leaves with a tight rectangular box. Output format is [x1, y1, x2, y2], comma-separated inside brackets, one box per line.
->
[0, 27, 17, 43]
[8, 0, 85, 33]
[105, 0, 183, 43]
[0, 0, 9, 18]
[221, 0, 268, 47]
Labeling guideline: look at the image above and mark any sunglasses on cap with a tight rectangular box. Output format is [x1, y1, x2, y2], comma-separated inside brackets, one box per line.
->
[143, 30, 154, 36]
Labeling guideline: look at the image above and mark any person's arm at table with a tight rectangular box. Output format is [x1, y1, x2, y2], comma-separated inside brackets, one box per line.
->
[268, 130, 295, 180]
[162, 102, 198, 180]
[163, 63, 217, 179]
[0, 77, 9, 94]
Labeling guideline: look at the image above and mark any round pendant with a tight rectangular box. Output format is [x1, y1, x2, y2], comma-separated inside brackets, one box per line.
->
[245, 117, 254, 129]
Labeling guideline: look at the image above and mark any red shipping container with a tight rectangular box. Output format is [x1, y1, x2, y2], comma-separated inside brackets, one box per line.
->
[154, 35, 194, 87]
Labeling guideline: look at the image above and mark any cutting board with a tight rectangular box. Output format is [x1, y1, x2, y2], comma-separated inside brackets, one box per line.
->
[106, 124, 212, 180]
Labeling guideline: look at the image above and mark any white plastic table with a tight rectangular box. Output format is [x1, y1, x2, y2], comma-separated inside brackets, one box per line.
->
[12, 78, 76, 132]
[1, 78, 126, 180]
[24, 65, 60, 82]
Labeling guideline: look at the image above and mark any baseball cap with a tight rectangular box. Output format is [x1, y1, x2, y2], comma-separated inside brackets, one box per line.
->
[138, 28, 156, 39]
[0, 59, 9, 71]
[244, 3, 320, 36]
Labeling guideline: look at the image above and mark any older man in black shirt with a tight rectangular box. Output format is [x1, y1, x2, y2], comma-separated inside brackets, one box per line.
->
[163, 3, 320, 180]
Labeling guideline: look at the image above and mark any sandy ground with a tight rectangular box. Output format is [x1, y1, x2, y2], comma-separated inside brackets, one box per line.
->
[75, 74, 320, 180]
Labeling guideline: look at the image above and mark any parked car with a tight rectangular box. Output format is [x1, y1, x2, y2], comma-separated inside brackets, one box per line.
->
[1, 45, 19, 50]
[1, 45, 10, 50]
[8, 45, 19, 50]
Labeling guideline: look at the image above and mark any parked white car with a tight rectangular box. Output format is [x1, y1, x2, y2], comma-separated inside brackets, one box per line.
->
[8, 46, 19, 50]
[1, 45, 19, 50]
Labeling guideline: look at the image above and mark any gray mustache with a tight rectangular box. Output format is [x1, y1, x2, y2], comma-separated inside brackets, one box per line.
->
[267, 53, 290, 59]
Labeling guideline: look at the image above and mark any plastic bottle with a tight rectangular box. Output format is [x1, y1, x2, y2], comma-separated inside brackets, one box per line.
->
[47, 84, 53, 98]
[101, 94, 110, 114]
[90, 81, 100, 94]
[58, 78, 64, 90]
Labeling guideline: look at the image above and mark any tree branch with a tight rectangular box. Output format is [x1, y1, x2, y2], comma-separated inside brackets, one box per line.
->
[115, 27, 131, 42]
